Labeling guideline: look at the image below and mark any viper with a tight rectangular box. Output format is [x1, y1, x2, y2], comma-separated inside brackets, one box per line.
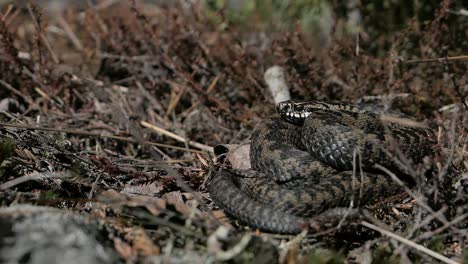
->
[208, 100, 434, 234]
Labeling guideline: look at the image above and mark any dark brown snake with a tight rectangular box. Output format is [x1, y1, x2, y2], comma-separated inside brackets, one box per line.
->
[208, 100, 435, 234]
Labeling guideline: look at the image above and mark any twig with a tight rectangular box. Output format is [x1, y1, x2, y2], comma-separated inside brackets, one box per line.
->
[0, 171, 69, 190]
[141, 121, 213, 153]
[374, 164, 468, 239]
[126, 210, 205, 240]
[447, 8, 468, 16]
[405, 55, 468, 63]
[1, 4, 13, 21]
[415, 212, 468, 241]
[90, 0, 119, 11]
[165, 81, 187, 118]
[215, 233, 252, 261]
[0, 122, 205, 154]
[380, 115, 429, 129]
[57, 16, 84, 51]
[0, 79, 33, 105]
[443, 53, 468, 111]
[161, 53, 232, 114]
[361, 221, 459, 264]
[88, 174, 101, 199]
[27, 4, 59, 64]
[206, 75, 220, 94]
[394, 206, 448, 255]
[85, 0, 108, 34]
[280, 229, 308, 250]
[438, 111, 460, 189]
[135, 80, 164, 113]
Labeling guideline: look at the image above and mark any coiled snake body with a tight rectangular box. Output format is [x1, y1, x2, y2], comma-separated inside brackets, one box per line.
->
[209, 101, 434, 234]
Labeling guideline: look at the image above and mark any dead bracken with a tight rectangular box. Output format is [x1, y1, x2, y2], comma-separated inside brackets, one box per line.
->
[0, 1, 466, 263]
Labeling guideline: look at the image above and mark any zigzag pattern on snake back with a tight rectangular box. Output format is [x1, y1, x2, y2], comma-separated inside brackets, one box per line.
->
[208, 100, 435, 234]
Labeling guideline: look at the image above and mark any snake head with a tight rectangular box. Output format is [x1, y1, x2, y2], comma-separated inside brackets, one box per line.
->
[277, 100, 369, 125]
[276, 100, 309, 125]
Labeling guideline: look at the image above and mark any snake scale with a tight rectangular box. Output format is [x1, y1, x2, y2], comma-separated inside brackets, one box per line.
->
[208, 100, 434, 234]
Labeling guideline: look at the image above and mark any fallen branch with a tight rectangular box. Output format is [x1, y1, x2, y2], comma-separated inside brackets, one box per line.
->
[141, 121, 213, 153]
[0, 171, 69, 191]
[0, 123, 205, 154]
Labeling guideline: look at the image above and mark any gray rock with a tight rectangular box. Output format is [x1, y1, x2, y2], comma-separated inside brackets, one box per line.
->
[0, 205, 119, 264]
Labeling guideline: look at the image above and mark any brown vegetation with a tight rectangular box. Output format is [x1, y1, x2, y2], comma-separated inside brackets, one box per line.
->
[0, 1, 466, 263]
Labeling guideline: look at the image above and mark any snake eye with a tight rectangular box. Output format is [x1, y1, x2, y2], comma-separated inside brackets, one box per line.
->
[295, 104, 304, 112]
[277, 102, 290, 114]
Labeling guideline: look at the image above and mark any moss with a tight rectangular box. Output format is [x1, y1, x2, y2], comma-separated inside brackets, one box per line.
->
[427, 237, 445, 254]
[203, 0, 330, 31]
[0, 138, 15, 177]
[70, 161, 87, 178]
[0, 138, 15, 163]
[40, 190, 60, 200]
[303, 249, 344, 264]
[371, 245, 399, 264]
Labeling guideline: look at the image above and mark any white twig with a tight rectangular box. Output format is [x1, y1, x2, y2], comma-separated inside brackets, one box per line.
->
[141, 121, 213, 153]
[0, 171, 69, 190]
[208, 226, 252, 261]
[264, 66, 291, 104]
[361, 221, 459, 264]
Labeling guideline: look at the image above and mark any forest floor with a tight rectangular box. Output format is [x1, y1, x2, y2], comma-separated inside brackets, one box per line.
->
[0, 1, 466, 263]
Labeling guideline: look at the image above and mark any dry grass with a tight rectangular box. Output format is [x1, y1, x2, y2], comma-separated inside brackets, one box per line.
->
[0, 1, 466, 263]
